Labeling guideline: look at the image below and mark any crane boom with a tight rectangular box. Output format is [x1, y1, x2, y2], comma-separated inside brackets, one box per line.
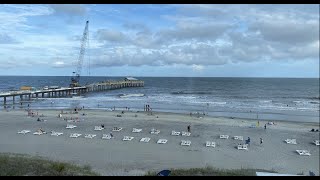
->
[70, 20, 89, 88]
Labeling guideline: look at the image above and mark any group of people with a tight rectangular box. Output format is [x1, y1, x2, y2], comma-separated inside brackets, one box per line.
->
[144, 104, 152, 112]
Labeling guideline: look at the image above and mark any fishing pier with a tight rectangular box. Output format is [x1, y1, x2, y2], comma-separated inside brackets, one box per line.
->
[0, 78, 144, 105]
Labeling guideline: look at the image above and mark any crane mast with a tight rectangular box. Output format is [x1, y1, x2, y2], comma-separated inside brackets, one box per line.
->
[70, 20, 89, 88]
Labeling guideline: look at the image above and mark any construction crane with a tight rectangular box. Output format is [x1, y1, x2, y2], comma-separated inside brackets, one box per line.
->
[70, 20, 89, 88]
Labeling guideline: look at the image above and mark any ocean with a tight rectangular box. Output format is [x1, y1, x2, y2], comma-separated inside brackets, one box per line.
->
[0, 76, 319, 123]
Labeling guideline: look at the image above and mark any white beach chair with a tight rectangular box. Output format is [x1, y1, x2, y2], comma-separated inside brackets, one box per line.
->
[296, 150, 311, 156]
[313, 140, 320, 146]
[140, 137, 151, 143]
[220, 135, 229, 139]
[150, 128, 160, 134]
[171, 130, 181, 136]
[94, 126, 104, 131]
[102, 134, 113, 140]
[66, 124, 77, 129]
[285, 139, 297, 144]
[70, 133, 82, 138]
[233, 136, 243, 141]
[132, 128, 142, 133]
[112, 127, 123, 132]
[237, 144, 248, 150]
[51, 131, 63, 136]
[182, 131, 191, 136]
[33, 131, 46, 135]
[123, 136, 134, 141]
[84, 134, 96, 139]
[181, 140, 191, 146]
[17, 130, 31, 134]
[157, 139, 168, 144]
[206, 141, 216, 147]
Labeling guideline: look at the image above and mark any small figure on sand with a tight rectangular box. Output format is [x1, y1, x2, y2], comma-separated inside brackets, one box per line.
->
[264, 124, 267, 130]
[187, 125, 191, 132]
[260, 138, 263, 144]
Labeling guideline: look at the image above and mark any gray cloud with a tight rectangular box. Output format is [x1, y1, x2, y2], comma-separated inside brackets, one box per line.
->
[96, 29, 127, 43]
[49, 4, 87, 16]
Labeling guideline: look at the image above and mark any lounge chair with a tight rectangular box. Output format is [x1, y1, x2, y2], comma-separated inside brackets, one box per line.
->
[123, 136, 134, 141]
[181, 140, 191, 146]
[112, 127, 122, 132]
[182, 131, 191, 136]
[233, 136, 243, 141]
[94, 126, 104, 131]
[237, 144, 248, 150]
[296, 150, 311, 156]
[150, 128, 160, 134]
[102, 134, 113, 140]
[285, 139, 297, 144]
[171, 130, 181, 136]
[140, 137, 151, 143]
[313, 140, 320, 146]
[157, 139, 168, 144]
[17, 130, 31, 134]
[33, 131, 46, 135]
[84, 134, 96, 139]
[51, 131, 63, 136]
[132, 128, 142, 133]
[206, 141, 216, 147]
[70, 133, 82, 138]
[66, 124, 77, 129]
[220, 135, 229, 139]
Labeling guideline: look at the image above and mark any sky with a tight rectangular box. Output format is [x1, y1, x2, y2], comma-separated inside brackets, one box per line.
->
[0, 4, 319, 77]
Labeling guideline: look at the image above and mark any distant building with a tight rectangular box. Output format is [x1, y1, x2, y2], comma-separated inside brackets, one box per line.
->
[124, 77, 138, 81]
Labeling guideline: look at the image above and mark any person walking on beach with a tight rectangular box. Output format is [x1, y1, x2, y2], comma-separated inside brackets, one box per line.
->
[264, 124, 267, 130]
[260, 138, 263, 144]
[187, 125, 191, 133]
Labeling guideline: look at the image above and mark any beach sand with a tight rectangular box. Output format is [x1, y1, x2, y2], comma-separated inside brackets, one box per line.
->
[0, 109, 319, 175]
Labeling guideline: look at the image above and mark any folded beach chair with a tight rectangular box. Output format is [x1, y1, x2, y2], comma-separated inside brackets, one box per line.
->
[123, 136, 134, 141]
[140, 137, 151, 143]
[296, 150, 311, 156]
[181, 140, 191, 146]
[94, 126, 104, 131]
[220, 135, 229, 139]
[70, 133, 82, 138]
[102, 134, 113, 140]
[85, 134, 96, 139]
[51, 131, 63, 136]
[150, 128, 160, 134]
[233, 136, 243, 141]
[66, 124, 77, 129]
[171, 130, 181, 136]
[33, 131, 46, 135]
[285, 139, 297, 144]
[237, 144, 248, 150]
[313, 140, 320, 146]
[182, 131, 191, 136]
[17, 130, 31, 134]
[112, 127, 123, 132]
[157, 139, 168, 144]
[206, 141, 216, 147]
[132, 128, 142, 133]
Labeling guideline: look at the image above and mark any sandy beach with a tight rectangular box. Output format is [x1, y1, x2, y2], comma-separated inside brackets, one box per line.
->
[0, 108, 319, 175]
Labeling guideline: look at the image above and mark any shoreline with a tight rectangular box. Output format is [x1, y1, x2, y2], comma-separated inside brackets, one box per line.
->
[0, 108, 319, 175]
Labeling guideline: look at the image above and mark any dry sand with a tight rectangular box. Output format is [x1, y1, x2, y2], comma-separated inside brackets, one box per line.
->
[0, 109, 319, 175]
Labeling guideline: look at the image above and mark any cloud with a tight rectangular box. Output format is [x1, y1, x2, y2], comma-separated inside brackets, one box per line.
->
[96, 29, 127, 43]
[52, 61, 66, 68]
[192, 64, 204, 71]
[49, 4, 87, 16]
[0, 34, 20, 44]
